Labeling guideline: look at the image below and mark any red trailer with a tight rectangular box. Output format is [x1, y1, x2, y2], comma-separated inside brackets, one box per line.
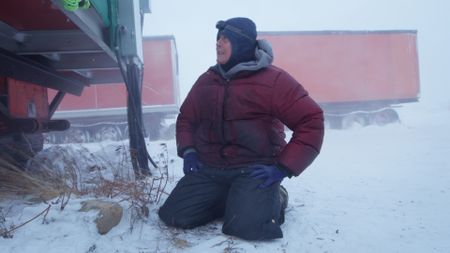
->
[259, 30, 420, 128]
[47, 36, 179, 143]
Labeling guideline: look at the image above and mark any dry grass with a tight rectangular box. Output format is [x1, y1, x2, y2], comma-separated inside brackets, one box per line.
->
[0, 158, 69, 202]
[0, 148, 71, 238]
[90, 143, 170, 232]
[0, 142, 171, 237]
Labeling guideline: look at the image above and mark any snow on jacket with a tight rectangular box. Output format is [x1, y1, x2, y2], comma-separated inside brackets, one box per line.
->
[176, 40, 324, 176]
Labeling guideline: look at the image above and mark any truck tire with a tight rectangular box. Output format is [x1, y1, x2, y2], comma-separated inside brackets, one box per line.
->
[341, 113, 368, 129]
[13, 133, 44, 156]
[94, 125, 122, 142]
[145, 114, 162, 141]
[44, 132, 57, 144]
[62, 128, 90, 143]
[372, 109, 399, 126]
[160, 123, 175, 140]
[0, 133, 44, 168]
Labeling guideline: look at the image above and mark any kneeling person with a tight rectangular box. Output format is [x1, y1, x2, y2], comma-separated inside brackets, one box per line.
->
[158, 17, 324, 241]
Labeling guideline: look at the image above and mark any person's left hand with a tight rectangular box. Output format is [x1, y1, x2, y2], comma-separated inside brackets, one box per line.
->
[249, 164, 288, 188]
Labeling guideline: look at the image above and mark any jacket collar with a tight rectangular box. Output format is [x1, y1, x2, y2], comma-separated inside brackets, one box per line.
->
[212, 39, 273, 80]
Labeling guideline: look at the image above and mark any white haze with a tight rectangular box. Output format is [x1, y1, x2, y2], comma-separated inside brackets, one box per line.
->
[144, 0, 450, 109]
[2, 1, 450, 253]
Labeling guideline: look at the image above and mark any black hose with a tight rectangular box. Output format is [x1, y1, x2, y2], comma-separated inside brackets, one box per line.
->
[114, 25, 157, 177]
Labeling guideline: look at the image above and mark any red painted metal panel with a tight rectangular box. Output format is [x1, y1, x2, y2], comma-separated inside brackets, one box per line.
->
[95, 84, 126, 108]
[48, 38, 177, 112]
[260, 32, 420, 103]
[49, 85, 97, 110]
[7, 78, 49, 119]
[141, 39, 176, 105]
[0, 0, 77, 31]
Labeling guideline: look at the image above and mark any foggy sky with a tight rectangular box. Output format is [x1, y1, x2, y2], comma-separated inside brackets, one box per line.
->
[144, 0, 450, 108]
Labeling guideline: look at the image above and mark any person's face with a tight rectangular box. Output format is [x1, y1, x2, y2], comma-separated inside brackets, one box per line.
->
[216, 35, 232, 65]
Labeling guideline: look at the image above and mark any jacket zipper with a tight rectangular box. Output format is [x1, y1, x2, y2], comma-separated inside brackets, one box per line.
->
[221, 78, 230, 144]
[219, 78, 230, 164]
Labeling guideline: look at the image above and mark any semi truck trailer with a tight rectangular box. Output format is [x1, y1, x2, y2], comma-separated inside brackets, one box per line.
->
[47, 36, 179, 143]
[260, 30, 420, 128]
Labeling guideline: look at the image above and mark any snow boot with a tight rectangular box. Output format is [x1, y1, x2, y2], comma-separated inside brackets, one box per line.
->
[279, 185, 288, 224]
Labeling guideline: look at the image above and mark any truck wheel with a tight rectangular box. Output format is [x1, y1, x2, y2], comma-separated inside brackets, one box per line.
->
[123, 126, 129, 140]
[44, 133, 57, 144]
[95, 125, 122, 142]
[0, 133, 44, 168]
[62, 128, 90, 143]
[372, 109, 399, 126]
[326, 115, 343, 129]
[17, 133, 44, 155]
[145, 114, 162, 141]
[341, 114, 367, 129]
[160, 123, 176, 140]
[147, 127, 161, 141]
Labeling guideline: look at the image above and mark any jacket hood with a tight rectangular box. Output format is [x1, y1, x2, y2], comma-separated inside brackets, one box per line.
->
[214, 39, 274, 80]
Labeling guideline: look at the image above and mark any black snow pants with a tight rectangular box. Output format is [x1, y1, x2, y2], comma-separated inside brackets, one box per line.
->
[158, 165, 284, 240]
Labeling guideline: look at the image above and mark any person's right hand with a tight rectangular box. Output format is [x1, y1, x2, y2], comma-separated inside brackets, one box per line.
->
[183, 152, 200, 175]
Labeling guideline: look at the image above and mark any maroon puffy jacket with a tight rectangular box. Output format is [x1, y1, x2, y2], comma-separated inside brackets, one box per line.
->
[176, 65, 324, 176]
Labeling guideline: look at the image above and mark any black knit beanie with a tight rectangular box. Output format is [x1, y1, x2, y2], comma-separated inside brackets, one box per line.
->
[216, 17, 257, 71]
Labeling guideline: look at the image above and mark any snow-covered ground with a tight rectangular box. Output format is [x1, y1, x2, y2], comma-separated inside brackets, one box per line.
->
[1, 102, 449, 253]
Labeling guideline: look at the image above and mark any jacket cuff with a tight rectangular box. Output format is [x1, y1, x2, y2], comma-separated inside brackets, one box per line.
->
[277, 162, 294, 178]
[182, 147, 196, 157]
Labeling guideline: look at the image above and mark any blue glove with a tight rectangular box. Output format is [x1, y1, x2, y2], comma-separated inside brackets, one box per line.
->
[249, 164, 288, 188]
[183, 152, 200, 175]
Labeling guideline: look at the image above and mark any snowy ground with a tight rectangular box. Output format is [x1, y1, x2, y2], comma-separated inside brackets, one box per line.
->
[1, 102, 450, 253]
